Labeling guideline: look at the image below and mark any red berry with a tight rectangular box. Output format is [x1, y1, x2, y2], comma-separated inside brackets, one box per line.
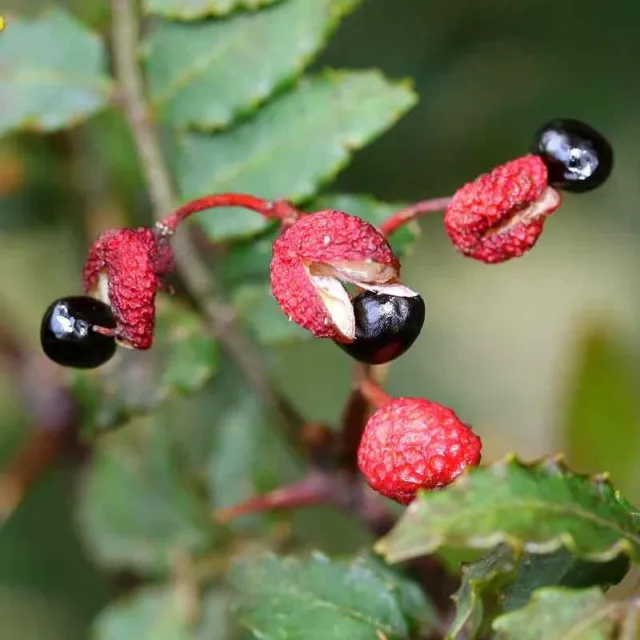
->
[358, 397, 482, 504]
[270, 210, 416, 341]
[83, 227, 173, 350]
[444, 155, 562, 264]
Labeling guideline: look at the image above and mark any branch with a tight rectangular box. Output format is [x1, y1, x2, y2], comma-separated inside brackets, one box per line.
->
[110, 0, 303, 439]
[380, 196, 452, 236]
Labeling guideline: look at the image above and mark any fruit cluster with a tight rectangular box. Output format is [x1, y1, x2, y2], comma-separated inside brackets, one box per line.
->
[39, 118, 612, 504]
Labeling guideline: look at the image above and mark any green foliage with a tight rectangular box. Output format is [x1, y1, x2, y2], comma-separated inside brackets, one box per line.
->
[0, 9, 112, 134]
[174, 72, 416, 240]
[563, 324, 640, 497]
[5, 1, 640, 639]
[144, 0, 362, 130]
[377, 455, 640, 564]
[93, 584, 235, 639]
[446, 545, 630, 639]
[143, 0, 280, 21]
[492, 587, 640, 640]
[72, 295, 220, 434]
[231, 553, 435, 640]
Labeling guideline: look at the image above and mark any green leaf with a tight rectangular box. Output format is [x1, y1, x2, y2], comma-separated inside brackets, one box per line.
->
[143, 0, 279, 21]
[93, 584, 234, 639]
[72, 294, 220, 434]
[446, 546, 630, 640]
[492, 587, 640, 640]
[447, 545, 518, 640]
[174, 71, 417, 240]
[231, 284, 311, 345]
[145, 0, 361, 129]
[376, 455, 640, 565]
[93, 586, 193, 639]
[563, 324, 640, 498]
[78, 413, 216, 575]
[313, 193, 418, 257]
[500, 547, 630, 614]
[0, 9, 112, 135]
[202, 361, 301, 526]
[231, 552, 430, 640]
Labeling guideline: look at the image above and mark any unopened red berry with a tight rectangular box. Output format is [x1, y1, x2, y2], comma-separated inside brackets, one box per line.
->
[336, 291, 426, 364]
[444, 155, 562, 264]
[358, 397, 482, 504]
[270, 210, 416, 341]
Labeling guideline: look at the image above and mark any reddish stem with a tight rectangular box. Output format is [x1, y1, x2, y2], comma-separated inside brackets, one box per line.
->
[214, 472, 335, 523]
[358, 377, 393, 409]
[159, 193, 304, 234]
[380, 196, 452, 236]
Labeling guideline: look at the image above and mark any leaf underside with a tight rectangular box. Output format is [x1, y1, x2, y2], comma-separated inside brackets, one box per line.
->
[143, 0, 281, 21]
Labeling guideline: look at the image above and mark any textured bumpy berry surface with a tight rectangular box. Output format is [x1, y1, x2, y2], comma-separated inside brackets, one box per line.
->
[83, 228, 173, 350]
[444, 155, 560, 264]
[358, 397, 482, 504]
[270, 210, 400, 339]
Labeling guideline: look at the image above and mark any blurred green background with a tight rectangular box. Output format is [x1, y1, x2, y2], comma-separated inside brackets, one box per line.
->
[1, 0, 639, 637]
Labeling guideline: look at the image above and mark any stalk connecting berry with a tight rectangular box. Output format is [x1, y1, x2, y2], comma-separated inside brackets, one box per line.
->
[336, 291, 426, 365]
[531, 118, 613, 193]
[40, 296, 117, 369]
[358, 396, 482, 504]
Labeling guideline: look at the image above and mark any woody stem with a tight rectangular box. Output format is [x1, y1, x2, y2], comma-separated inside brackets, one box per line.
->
[214, 472, 335, 523]
[161, 193, 303, 234]
[111, 0, 304, 441]
[380, 196, 452, 236]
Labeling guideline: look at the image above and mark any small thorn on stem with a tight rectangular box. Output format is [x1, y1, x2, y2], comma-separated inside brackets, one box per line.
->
[380, 196, 453, 236]
[358, 377, 393, 409]
[213, 472, 335, 524]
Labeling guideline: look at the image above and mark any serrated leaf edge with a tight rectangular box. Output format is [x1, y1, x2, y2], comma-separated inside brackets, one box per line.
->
[376, 453, 640, 565]
[491, 586, 640, 638]
[144, 0, 364, 131]
[142, 0, 282, 21]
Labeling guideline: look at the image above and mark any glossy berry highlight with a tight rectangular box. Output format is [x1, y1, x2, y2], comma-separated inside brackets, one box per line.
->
[532, 119, 613, 193]
[358, 397, 482, 504]
[336, 291, 426, 364]
[40, 296, 117, 369]
[444, 155, 562, 263]
[270, 210, 417, 341]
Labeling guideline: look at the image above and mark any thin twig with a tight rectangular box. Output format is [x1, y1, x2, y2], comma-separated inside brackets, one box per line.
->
[110, 0, 302, 438]
[380, 196, 452, 236]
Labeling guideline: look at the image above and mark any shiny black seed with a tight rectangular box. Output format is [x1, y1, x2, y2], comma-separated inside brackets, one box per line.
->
[336, 291, 426, 365]
[40, 296, 117, 369]
[531, 118, 613, 193]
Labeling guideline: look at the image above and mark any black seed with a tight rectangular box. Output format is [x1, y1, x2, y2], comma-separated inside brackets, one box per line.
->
[40, 296, 117, 369]
[336, 291, 426, 365]
[531, 118, 613, 193]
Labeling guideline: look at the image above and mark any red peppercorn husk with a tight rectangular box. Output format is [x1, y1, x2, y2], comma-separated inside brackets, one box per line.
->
[270, 210, 417, 341]
[444, 155, 562, 264]
[83, 227, 173, 350]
